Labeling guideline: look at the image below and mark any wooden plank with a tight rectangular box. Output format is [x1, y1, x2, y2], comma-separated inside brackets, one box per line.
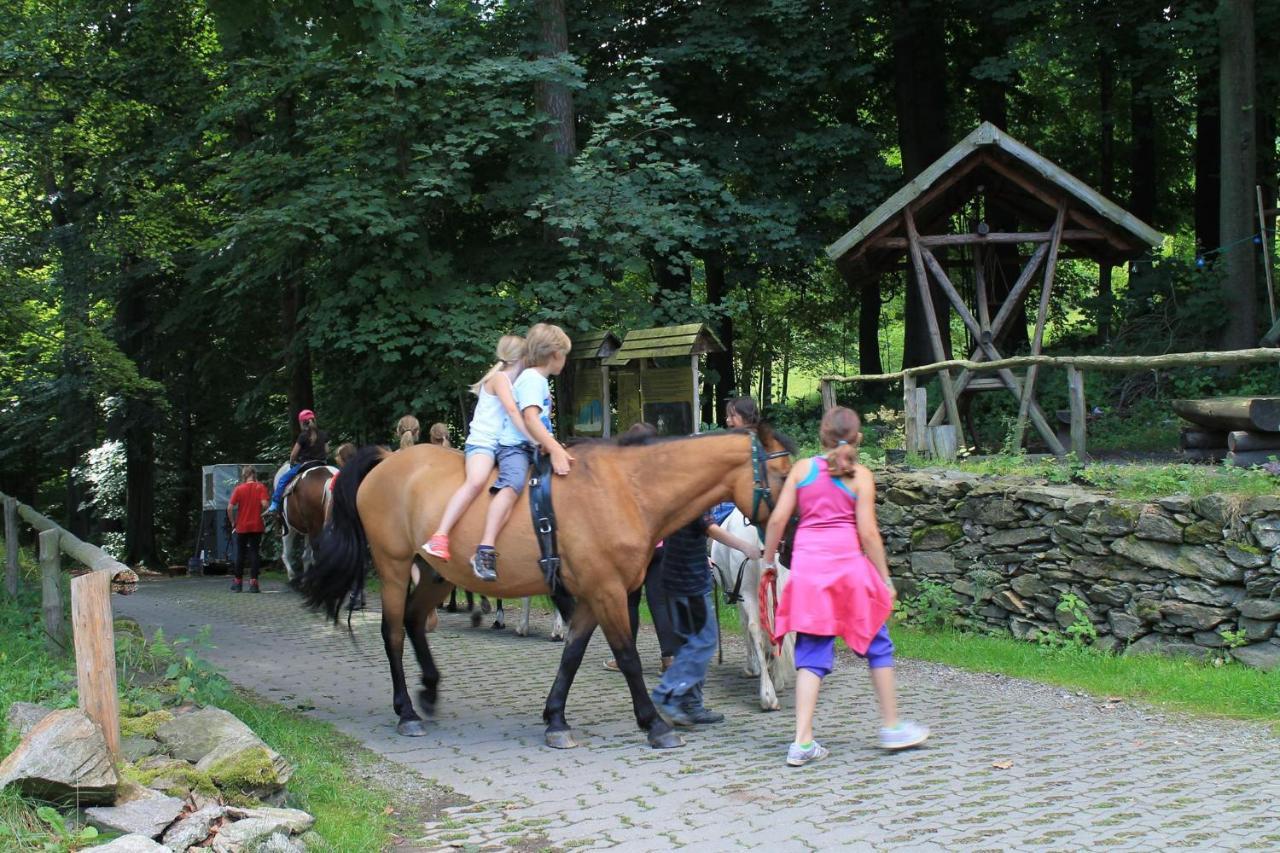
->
[1182, 447, 1228, 463]
[1228, 431, 1280, 452]
[973, 244, 991, 330]
[902, 375, 918, 453]
[72, 571, 120, 759]
[904, 207, 963, 434]
[1262, 315, 1280, 347]
[1258, 185, 1277, 326]
[4, 495, 16, 597]
[40, 528, 65, 654]
[691, 355, 701, 434]
[1227, 449, 1280, 467]
[8, 497, 135, 584]
[1172, 397, 1280, 433]
[1066, 366, 1087, 459]
[927, 425, 959, 461]
[1011, 201, 1068, 452]
[870, 229, 1106, 249]
[1181, 429, 1229, 449]
[600, 365, 611, 439]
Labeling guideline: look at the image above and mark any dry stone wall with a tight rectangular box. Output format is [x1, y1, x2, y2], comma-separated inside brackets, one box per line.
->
[877, 469, 1280, 669]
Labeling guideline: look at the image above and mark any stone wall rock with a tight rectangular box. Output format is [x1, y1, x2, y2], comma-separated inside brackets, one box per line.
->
[0, 709, 118, 804]
[876, 468, 1280, 669]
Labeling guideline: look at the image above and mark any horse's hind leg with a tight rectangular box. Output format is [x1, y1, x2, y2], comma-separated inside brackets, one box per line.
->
[516, 597, 531, 637]
[405, 577, 445, 716]
[542, 605, 597, 749]
[592, 588, 683, 750]
[378, 567, 427, 737]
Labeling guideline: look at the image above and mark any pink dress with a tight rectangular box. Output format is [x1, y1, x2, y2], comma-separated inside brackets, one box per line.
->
[771, 457, 893, 654]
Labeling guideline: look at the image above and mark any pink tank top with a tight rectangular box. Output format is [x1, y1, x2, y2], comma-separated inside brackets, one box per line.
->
[796, 457, 861, 543]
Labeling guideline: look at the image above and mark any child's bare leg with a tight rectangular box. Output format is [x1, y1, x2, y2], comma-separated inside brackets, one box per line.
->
[480, 487, 519, 547]
[793, 669, 822, 744]
[433, 456, 494, 537]
[869, 666, 898, 728]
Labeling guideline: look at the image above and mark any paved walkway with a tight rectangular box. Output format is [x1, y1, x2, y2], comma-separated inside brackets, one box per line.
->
[117, 576, 1280, 852]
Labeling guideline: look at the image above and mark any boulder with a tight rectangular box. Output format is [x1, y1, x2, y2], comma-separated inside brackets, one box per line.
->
[1183, 520, 1222, 545]
[1237, 599, 1280, 621]
[1134, 510, 1183, 544]
[1156, 494, 1194, 514]
[1158, 601, 1232, 631]
[909, 551, 955, 577]
[0, 709, 118, 804]
[1242, 496, 1280, 516]
[1123, 633, 1211, 661]
[1193, 630, 1226, 648]
[255, 833, 307, 853]
[82, 835, 169, 853]
[197, 743, 292, 800]
[1110, 537, 1243, 583]
[1246, 574, 1278, 599]
[1239, 618, 1277, 642]
[1064, 496, 1107, 523]
[154, 708, 255, 764]
[1109, 611, 1146, 641]
[1250, 518, 1280, 551]
[161, 804, 225, 852]
[1085, 583, 1131, 608]
[211, 816, 293, 853]
[1010, 574, 1050, 598]
[225, 806, 314, 834]
[1084, 503, 1140, 537]
[971, 499, 1023, 526]
[1231, 642, 1280, 671]
[1193, 494, 1240, 527]
[910, 522, 964, 550]
[876, 501, 906, 526]
[5, 702, 53, 738]
[86, 794, 185, 840]
[121, 736, 161, 763]
[1166, 581, 1244, 608]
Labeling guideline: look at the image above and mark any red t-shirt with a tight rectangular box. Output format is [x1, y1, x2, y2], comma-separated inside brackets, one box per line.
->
[229, 481, 269, 534]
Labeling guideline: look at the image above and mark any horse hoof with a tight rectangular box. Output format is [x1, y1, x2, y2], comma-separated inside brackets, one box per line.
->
[445, 604, 458, 613]
[741, 668, 759, 679]
[397, 719, 429, 737]
[470, 611, 482, 628]
[545, 729, 577, 749]
[515, 627, 528, 637]
[760, 702, 780, 712]
[648, 729, 684, 749]
[491, 620, 505, 630]
[549, 633, 564, 643]
[480, 600, 492, 615]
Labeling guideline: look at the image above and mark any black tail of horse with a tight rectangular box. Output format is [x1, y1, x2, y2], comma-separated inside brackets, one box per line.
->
[300, 445, 387, 621]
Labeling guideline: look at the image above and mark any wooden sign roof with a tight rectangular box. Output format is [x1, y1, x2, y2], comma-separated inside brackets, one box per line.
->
[826, 122, 1164, 271]
[567, 330, 622, 361]
[604, 323, 725, 365]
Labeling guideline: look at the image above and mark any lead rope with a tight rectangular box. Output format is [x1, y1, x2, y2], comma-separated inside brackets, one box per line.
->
[759, 566, 783, 659]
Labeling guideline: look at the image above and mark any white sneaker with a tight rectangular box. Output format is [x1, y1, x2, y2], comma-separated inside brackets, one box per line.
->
[785, 741, 829, 766]
[879, 721, 929, 750]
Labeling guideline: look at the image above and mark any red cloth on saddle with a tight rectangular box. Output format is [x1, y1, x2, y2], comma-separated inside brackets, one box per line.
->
[230, 481, 269, 534]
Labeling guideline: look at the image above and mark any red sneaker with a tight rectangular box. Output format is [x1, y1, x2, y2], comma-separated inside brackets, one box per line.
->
[423, 533, 451, 561]
[248, 579, 261, 593]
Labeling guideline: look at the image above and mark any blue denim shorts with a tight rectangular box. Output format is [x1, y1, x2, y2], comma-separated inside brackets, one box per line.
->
[490, 444, 533, 494]
[463, 442, 496, 459]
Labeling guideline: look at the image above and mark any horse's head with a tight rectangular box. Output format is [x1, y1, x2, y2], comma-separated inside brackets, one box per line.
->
[730, 423, 794, 527]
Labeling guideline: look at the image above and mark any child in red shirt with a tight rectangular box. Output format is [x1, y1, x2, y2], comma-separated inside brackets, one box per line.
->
[228, 465, 269, 593]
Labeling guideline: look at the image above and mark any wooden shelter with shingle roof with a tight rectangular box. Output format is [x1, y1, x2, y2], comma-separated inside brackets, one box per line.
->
[825, 122, 1163, 454]
[605, 323, 725, 435]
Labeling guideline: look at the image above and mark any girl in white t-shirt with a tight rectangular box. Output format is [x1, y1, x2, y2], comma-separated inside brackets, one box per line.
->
[422, 335, 531, 561]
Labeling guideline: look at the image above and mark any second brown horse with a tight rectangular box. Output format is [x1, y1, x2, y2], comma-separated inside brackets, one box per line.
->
[301, 427, 792, 749]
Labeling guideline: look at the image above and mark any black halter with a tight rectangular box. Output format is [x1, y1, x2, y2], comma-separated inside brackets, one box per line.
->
[748, 433, 791, 540]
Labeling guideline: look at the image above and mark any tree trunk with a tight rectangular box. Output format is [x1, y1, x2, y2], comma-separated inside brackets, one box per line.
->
[116, 261, 161, 567]
[1194, 52, 1221, 257]
[534, 0, 577, 162]
[1098, 44, 1117, 340]
[1218, 0, 1257, 350]
[173, 348, 196, 554]
[858, 275, 884, 375]
[281, 260, 314, 435]
[893, 0, 951, 368]
[760, 348, 773, 407]
[1129, 76, 1157, 225]
[703, 254, 735, 423]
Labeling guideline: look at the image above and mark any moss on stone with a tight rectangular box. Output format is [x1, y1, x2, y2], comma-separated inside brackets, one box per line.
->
[1228, 541, 1264, 555]
[121, 709, 174, 739]
[205, 746, 280, 791]
[125, 759, 219, 799]
[911, 522, 964, 549]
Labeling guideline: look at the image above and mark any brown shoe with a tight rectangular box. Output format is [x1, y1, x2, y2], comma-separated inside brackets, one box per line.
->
[660, 656, 673, 673]
[603, 658, 620, 672]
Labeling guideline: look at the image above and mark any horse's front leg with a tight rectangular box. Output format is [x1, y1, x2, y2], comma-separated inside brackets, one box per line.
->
[550, 609, 565, 642]
[741, 600, 763, 678]
[492, 599, 506, 630]
[593, 588, 683, 750]
[281, 530, 295, 581]
[542, 604, 596, 749]
[380, 577, 427, 736]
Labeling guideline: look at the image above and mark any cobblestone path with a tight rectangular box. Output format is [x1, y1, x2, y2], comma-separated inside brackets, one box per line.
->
[116, 576, 1280, 851]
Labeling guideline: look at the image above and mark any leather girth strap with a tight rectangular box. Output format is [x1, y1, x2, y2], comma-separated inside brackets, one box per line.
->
[528, 452, 563, 592]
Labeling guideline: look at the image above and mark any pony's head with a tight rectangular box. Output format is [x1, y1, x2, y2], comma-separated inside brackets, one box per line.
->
[729, 423, 794, 527]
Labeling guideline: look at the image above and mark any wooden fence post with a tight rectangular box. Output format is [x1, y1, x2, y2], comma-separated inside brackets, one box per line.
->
[40, 529, 65, 654]
[5, 495, 17, 597]
[1066, 366, 1088, 460]
[71, 571, 120, 759]
[902, 375, 918, 454]
[820, 379, 837, 412]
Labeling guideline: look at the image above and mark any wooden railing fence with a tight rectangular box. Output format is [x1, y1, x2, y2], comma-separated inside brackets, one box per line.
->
[818, 347, 1280, 460]
[2, 490, 138, 759]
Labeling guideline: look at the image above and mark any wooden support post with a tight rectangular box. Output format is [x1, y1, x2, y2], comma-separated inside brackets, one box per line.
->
[820, 379, 837, 412]
[4, 495, 17, 597]
[691, 354, 702, 434]
[1012, 201, 1068, 453]
[600, 365, 611, 438]
[1259, 185, 1277, 327]
[902, 375, 918, 454]
[903, 208, 963, 434]
[72, 571, 120, 759]
[40, 529, 65, 654]
[973, 244, 991, 330]
[1066, 366, 1087, 460]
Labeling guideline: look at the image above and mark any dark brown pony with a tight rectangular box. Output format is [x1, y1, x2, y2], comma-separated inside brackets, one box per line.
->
[275, 463, 337, 582]
[300, 427, 792, 748]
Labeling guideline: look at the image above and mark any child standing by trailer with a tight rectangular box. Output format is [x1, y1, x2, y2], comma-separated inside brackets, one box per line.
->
[470, 323, 573, 582]
[762, 406, 928, 766]
[422, 335, 533, 563]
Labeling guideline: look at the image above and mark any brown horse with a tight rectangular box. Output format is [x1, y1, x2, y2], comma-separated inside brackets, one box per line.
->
[274, 463, 338, 582]
[300, 427, 792, 749]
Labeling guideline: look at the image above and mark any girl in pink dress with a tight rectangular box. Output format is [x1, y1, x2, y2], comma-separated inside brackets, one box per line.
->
[762, 406, 929, 765]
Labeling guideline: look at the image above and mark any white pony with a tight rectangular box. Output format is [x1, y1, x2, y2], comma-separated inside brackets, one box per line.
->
[514, 599, 566, 641]
[710, 509, 796, 711]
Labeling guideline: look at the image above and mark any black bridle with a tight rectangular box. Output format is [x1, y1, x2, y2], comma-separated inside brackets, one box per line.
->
[748, 432, 791, 541]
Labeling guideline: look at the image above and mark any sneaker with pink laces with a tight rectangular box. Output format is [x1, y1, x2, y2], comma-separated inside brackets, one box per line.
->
[423, 533, 451, 561]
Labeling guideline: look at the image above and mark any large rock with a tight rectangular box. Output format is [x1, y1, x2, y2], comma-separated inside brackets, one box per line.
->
[911, 522, 964, 550]
[1224, 542, 1270, 568]
[1183, 520, 1222, 545]
[1238, 599, 1280, 621]
[1064, 496, 1107, 522]
[876, 501, 906, 526]
[86, 794, 185, 840]
[1166, 581, 1244, 608]
[1251, 518, 1280, 551]
[1010, 574, 1051, 598]
[156, 707, 291, 798]
[155, 707, 255, 764]
[909, 551, 955, 576]
[1194, 494, 1240, 526]
[1084, 503, 1140, 537]
[82, 836, 168, 853]
[1231, 642, 1280, 671]
[1109, 611, 1146, 641]
[161, 804, 224, 852]
[1110, 537, 1244, 583]
[121, 735, 162, 763]
[255, 832, 307, 853]
[1123, 633, 1211, 661]
[0, 709, 118, 804]
[1239, 618, 1277, 642]
[225, 806, 315, 834]
[6, 702, 53, 738]
[1085, 583, 1131, 608]
[211, 816, 293, 853]
[992, 589, 1031, 615]
[1159, 601, 1232, 631]
[1134, 510, 1183, 544]
[986, 527, 1049, 548]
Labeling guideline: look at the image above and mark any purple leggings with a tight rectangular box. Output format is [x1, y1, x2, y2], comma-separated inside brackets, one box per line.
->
[794, 626, 894, 678]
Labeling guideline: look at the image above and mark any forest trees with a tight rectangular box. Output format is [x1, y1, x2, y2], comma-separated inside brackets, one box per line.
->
[0, 0, 1277, 561]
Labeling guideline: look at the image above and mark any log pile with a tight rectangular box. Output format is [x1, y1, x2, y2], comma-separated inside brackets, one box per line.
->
[1175, 397, 1280, 465]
